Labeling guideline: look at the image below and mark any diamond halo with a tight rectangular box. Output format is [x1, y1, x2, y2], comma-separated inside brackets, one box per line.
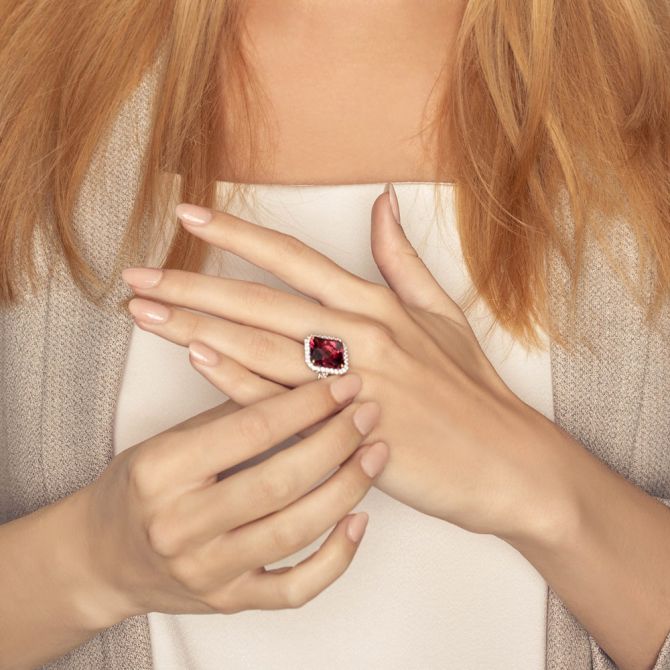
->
[304, 334, 349, 379]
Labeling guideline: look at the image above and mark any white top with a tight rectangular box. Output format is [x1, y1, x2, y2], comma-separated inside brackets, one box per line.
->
[113, 179, 551, 670]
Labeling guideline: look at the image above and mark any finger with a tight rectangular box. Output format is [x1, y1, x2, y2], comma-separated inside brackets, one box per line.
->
[371, 185, 466, 323]
[187, 341, 325, 440]
[228, 440, 386, 569]
[188, 341, 289, 405]
[171, 373, 364, 483]
[172, 401, 380, 544]
[128, 298, 312, 385]
[173, 203, 379, 311]
[218, 512, 369, 612]
[126, 274, 356, 344]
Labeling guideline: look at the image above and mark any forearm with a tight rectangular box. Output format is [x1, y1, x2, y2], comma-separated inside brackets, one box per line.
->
[503, 410, 670, 670]
[0, 485, 131, 669]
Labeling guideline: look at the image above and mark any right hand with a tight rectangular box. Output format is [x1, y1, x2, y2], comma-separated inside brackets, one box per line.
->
[76, 373, 386, 626]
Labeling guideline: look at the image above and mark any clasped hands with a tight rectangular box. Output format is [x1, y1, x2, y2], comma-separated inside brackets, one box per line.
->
[122, 187, 573, 547]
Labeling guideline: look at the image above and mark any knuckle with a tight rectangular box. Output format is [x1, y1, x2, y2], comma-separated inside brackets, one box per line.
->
[204, 588, 239, 615]
[278, 578, 310, 609]
[269, 519, 304, 555]
[146, 512, 182, 558]
[166, 554, 194, 586]
[236, 407, 273, 446]
[128, 451, 159, 500]
[257, 470, 294, 507]
[336, 470, 366, 504]
[358, 321, 395, 357]
[245, 282, 279, 308]
[248, 331, 275, 362]
[168, 554, 209, 594]
[277, 233, 307, 259]
[183, 311, 206, 344]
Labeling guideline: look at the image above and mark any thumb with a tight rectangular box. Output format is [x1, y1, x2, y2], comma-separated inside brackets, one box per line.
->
[371, 183, 453, 315]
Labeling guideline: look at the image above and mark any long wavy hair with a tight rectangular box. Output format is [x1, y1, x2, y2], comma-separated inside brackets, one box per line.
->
[1, 0, 668, 348]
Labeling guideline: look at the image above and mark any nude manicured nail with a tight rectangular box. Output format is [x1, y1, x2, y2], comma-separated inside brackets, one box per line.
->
[359, 442, 389, 478]
[346, 512, 369, 543]
[128, 298, 170, 323]
[121, 267, 163, 288]
[384, 182, 400, 224]
[189, 341, 220, 366]
[352, 402, 380, 434]
[329, 374, 362, 403]
[175, 203, 212, 226]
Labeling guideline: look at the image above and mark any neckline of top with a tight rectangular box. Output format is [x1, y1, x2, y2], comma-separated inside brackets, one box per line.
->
[159, 172, 455, 188]
[213, 179, 455, 188]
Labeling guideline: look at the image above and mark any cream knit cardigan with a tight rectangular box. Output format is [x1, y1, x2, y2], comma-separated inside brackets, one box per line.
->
[1, 58, 669, 670]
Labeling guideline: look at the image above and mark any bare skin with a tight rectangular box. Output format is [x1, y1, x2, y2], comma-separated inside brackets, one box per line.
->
[0, 377, 387, 668]
[217, 0, 466, 185]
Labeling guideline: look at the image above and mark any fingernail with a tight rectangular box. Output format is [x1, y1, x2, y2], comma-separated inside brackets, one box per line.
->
[329, 374, 362, 403]
[383, 182, 400, 224]
[128, 298, 170, 323]
[189, 341, 220, 366]
[175, 203, 212, 226]
[346, 512, 369, 543]
[352, 402, 380, 435]
[359, 441, 389, 478]
[121, 267, 163, 289]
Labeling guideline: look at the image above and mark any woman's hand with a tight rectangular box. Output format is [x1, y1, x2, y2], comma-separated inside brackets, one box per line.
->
[121, 188, 577, 544]
[77, 375, 386, 626]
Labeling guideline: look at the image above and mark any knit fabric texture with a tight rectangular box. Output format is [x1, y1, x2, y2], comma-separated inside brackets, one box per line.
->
[1, 54, 669, 670]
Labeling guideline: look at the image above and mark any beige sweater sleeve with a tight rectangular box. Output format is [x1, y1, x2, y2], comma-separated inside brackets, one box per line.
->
[546, 206, 670, 670]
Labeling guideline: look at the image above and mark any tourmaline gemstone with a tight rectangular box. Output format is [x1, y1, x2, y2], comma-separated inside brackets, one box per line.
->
[309, 336, 345, 370]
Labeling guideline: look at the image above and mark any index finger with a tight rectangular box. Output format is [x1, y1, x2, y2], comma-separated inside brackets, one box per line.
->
[176, 373, 363, 482]
[174, 203, 374, 309]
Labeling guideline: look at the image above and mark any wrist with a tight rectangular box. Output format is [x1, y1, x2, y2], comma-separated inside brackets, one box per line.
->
[496, 402, 586, 555]
[47, 484, 141, 632]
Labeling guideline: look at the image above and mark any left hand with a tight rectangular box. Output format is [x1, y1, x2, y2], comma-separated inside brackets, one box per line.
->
[122, 189, 570, 542]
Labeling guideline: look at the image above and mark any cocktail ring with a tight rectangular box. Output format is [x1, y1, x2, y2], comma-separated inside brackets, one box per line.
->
[304, 334, 349, 379]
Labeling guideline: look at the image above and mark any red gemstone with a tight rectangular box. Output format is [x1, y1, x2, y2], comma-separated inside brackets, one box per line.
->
[309, 336, 345, 370]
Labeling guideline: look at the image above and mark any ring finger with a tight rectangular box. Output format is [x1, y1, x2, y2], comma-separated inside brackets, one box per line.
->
[129, 298, 313, 386]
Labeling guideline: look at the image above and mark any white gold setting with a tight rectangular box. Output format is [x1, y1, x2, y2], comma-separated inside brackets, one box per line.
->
[304, 334, 349, 379]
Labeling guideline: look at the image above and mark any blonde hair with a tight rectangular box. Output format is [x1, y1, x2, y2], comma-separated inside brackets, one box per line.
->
[1, 0, 669, 348]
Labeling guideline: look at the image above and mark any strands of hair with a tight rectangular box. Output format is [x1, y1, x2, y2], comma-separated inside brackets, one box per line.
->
[1, 0, 668, 349]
